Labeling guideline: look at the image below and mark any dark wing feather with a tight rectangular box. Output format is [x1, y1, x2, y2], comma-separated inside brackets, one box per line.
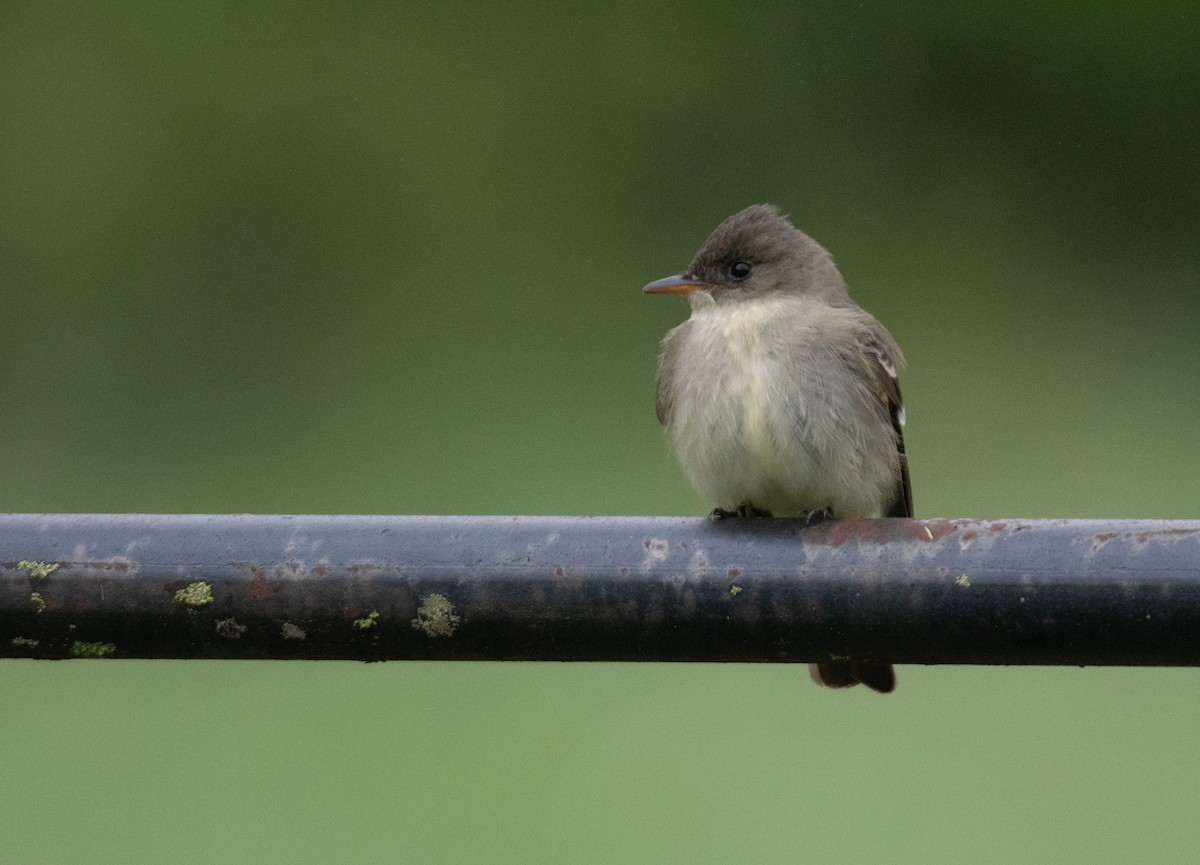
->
[862, 329, 913, 519]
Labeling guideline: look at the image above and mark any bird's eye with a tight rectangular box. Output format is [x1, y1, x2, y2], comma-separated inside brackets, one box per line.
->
[729, 260, 753, 280]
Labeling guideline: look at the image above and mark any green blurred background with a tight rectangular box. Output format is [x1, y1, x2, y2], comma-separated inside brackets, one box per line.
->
[3, 2, 1199, 862]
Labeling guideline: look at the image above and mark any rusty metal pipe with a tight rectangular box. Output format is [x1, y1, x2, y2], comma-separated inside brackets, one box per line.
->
[1, 514, 1198, 665]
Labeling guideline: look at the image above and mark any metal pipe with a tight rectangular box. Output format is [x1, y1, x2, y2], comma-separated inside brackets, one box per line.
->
[1, 514, 1198, 665]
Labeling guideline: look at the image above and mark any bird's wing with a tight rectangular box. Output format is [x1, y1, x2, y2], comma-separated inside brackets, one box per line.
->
[654, 321, 691, 426]
[861, 326, 913, 518]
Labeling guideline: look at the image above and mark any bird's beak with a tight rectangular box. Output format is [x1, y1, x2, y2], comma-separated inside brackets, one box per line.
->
[642, 273, 708, 295]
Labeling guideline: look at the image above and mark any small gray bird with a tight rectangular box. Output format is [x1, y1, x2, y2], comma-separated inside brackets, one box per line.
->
[643, 204, 910, 694]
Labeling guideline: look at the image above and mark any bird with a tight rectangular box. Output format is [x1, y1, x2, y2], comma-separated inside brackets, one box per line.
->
[643, 204, 910, 693]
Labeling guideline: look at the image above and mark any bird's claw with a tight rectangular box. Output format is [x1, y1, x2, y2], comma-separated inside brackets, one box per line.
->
[710, 503, 775, 520]
[798, 507, 833, 526]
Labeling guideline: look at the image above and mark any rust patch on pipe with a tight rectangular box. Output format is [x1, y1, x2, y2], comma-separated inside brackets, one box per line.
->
[248, 566, 271, 599]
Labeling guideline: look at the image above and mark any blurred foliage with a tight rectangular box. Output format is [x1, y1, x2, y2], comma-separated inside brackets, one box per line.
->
[1, 3, 1198, 863]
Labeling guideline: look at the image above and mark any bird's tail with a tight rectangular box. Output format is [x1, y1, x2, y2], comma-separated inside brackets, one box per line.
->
[809, 661, 896, 694]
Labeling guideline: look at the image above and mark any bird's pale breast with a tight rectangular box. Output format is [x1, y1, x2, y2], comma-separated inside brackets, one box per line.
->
[663, 297, 895, 517]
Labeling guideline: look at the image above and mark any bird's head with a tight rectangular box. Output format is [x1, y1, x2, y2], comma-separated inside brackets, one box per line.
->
[642, 204, 850, 307]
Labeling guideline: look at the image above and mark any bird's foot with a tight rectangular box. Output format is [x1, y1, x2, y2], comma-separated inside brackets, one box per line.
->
[798, 507, 834, 526]
[710, 503, 775, 520]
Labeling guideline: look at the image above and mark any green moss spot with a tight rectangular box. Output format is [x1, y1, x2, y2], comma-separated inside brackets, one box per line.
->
[17, 560, 59, 579]
[11, 636, 39, 649]
[412, 594, 461, 637]
[956, 574, 971, 588]
[280, 622, 306, 640]
[729, 585, 743, 596]
[71, 640, 116, 658]
[29, 592, 46, 613]
[353, 610, 379, 630]
[175, 581, 213, 608]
